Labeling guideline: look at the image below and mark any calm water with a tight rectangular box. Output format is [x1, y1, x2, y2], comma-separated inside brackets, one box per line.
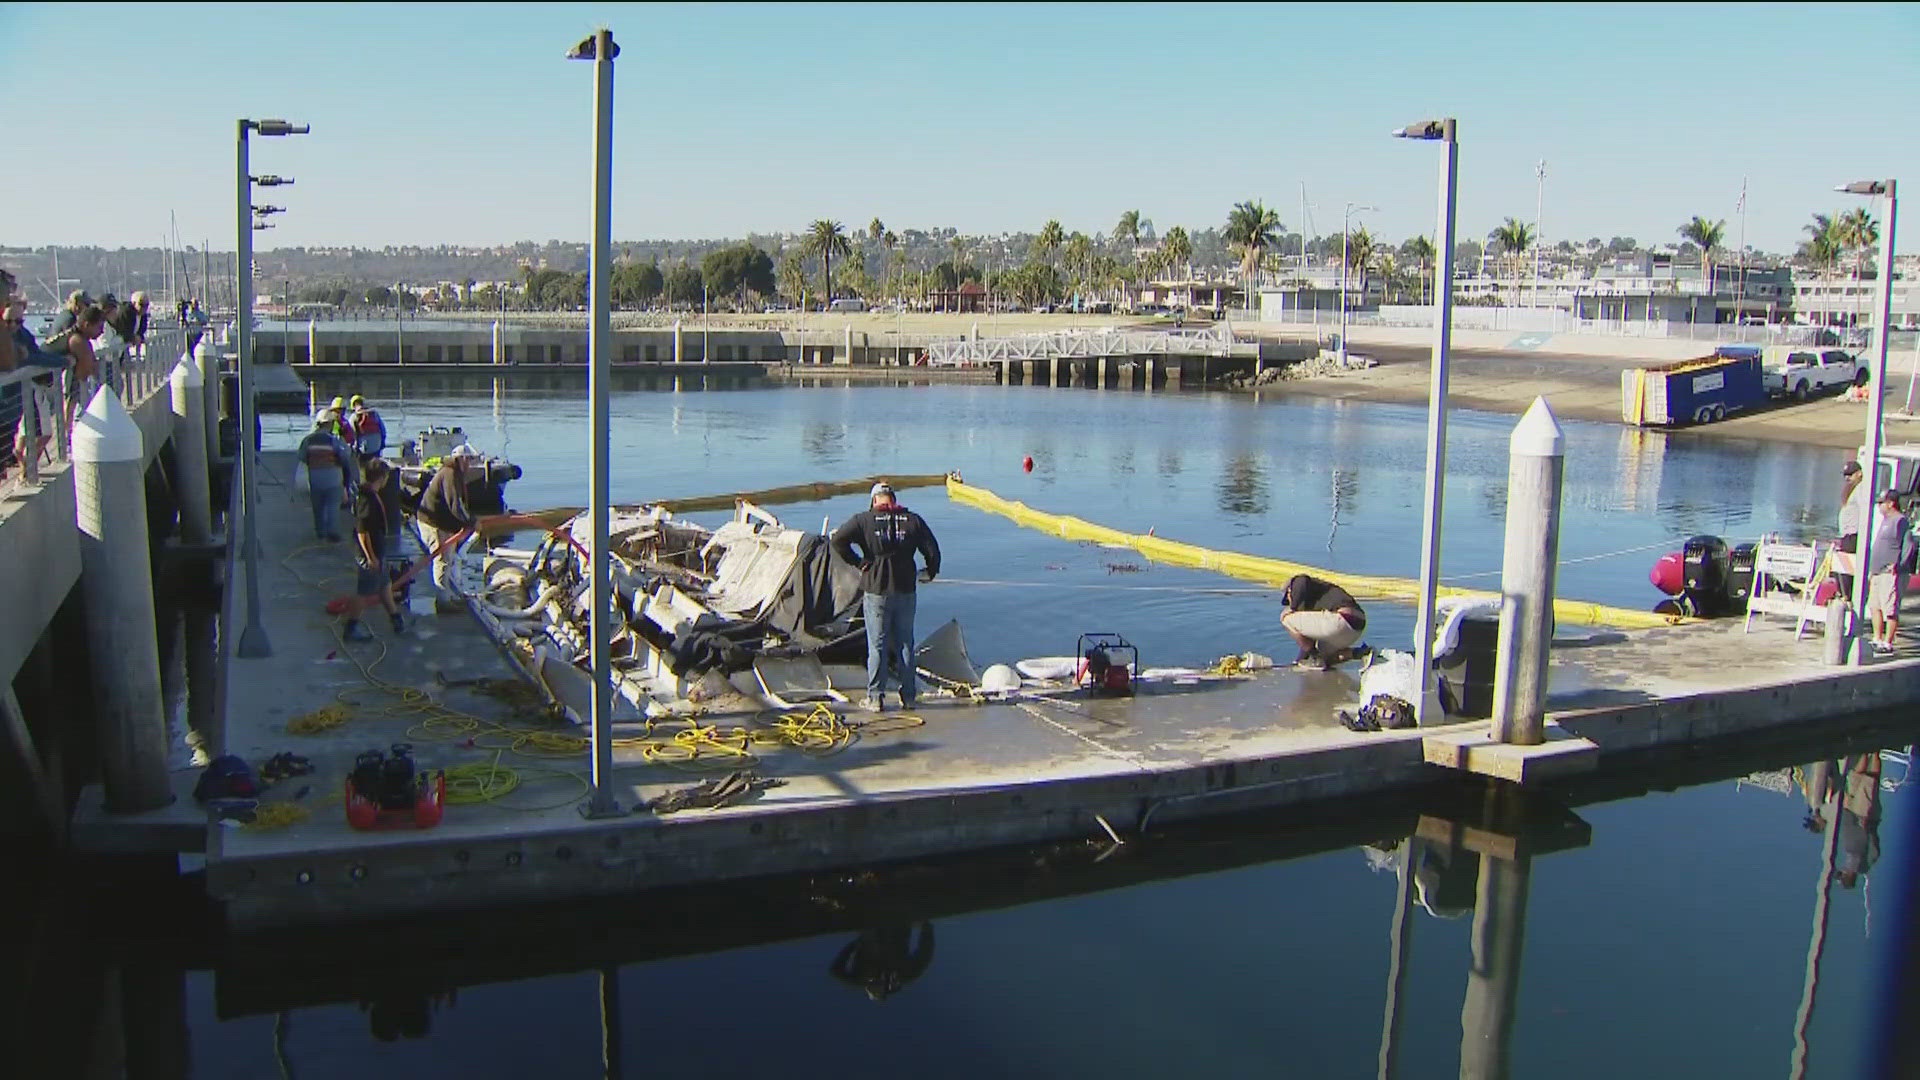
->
[184, 382, 1908, 1078]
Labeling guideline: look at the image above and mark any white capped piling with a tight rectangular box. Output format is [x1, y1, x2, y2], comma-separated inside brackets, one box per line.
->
[843, 325, 853, 365]
[1490, 397, 1565, 746]
[194, 339, 221, 469]
[72, 388, 170, 811]
[306, 318, 317, 365]
[673, 320, 683, 364]
[168, 354, 212, 544]
[492, 320, 502, 365]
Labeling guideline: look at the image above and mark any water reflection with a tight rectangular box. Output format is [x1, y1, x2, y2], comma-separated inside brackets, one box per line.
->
[1216, 453, 1269, 517]
[829, 922, 937, 1001]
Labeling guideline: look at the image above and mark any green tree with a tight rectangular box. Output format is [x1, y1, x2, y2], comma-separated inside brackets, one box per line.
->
[365, 284, 393, 307]
[1223, 199, 1282, 284]
[1489, 218, 1535, 296]
[1800, 213, 1844, 272]
[868, 217, 885, 245]
[1342, 227, 1377, 302]
[1113, 209, 1141, 251]
[612, 261, 664, 307]
[804, 219, 852, 305]
[701, 244, 776, 305]
[1677, 216, 1726, 288]
[1401, 235, 1436, 304]
[1160, 226, 1191, 278]
[1032, 220, 1065, 266]
[1063, 232, 1092, 294]
[777, 253, 809, 307]
[663, 264, 703, 307]
[1836, 208, 1879, 276]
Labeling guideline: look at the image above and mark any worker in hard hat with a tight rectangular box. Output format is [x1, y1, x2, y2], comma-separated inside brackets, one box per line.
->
[294, 408, 359, 541]
[347, 394, 387, 458]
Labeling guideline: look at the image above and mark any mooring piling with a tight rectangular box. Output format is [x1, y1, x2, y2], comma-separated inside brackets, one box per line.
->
[1491, 398, 1566, 746]
[72, 389, 171, 811]
[169, 354, 212, 546]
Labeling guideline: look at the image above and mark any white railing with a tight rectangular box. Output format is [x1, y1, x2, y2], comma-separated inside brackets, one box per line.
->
[927, 325, 1237, 366]
[2, 326, 190, 496]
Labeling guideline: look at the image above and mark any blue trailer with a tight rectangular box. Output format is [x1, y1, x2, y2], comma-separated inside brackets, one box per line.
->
[1621, 347, 1767, 427]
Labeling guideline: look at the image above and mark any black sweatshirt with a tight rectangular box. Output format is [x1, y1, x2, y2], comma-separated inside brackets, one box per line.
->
[831, 505, 941, 596]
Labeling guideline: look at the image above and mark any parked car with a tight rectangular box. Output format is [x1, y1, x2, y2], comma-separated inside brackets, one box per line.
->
[1763, 348, 1868, 400]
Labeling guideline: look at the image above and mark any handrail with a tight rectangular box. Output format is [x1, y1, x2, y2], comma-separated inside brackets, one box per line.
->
[2, 325, 192, 494]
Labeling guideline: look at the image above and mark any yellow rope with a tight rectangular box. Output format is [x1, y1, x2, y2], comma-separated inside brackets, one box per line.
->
[246, 803, 312, 830]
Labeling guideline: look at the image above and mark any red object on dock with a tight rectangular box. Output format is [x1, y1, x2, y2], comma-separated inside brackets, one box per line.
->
[1650, 551, 1684, 596]
[345, 772, 445, 831]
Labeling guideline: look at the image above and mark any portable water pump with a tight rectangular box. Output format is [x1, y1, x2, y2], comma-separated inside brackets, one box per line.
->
[346, 743, 445, 830]
[1075, 633, 1138, 697]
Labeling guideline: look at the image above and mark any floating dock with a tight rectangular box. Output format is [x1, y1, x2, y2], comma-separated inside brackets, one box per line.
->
[72, 451, 1920, 929]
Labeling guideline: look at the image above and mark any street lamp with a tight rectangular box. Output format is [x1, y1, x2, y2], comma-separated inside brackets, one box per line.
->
[1339, 202, 1376, 367]
[1393, 117, 1459, 724]
[568, 27, 625, 818]
[235, 116, 308, 659]
[1837, 178, 1897, 665]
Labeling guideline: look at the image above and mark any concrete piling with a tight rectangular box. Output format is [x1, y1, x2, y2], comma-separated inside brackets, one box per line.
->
[672, 321, 682, 364]
[193, 339, 220, 471]
[72, 389, 171, 811]
[168, 356, 212, 545]
[492, 320, 502, 365]
[1491, 397, 1566, 746]
[306, 319, 317, 366]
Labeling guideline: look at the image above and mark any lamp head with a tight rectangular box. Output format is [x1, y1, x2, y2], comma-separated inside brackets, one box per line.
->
[252, 205, 284, 216]
[566, 30, 619, 60]
[252, 174, 293, 187]
[251, 222, 274, 231]
[252, 119, 310, 136]
[1392, 119, 1455, 141]
[1836, 180, 1890, 196]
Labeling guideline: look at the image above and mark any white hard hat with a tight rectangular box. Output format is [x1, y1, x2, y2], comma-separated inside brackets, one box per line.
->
[980, 664, 1021, 694]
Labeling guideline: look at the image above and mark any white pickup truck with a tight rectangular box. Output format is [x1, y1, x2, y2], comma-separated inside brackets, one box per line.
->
[1763, 348, 1868, 400]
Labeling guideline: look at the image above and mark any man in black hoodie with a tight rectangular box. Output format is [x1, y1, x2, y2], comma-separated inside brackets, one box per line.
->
[831, 482, 942, 711]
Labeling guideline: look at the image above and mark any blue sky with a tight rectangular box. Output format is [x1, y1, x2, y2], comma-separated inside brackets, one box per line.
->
[4, 2, 1916, 253]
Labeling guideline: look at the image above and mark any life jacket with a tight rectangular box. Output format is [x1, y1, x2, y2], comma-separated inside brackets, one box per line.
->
[354, 409, 381, 437]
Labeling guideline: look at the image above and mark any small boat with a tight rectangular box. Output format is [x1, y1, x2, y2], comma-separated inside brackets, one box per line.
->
[393, 426, 522, 517]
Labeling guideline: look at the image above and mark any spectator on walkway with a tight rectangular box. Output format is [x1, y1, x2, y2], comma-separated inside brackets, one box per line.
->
[2, 273, 70, 478]
[127, 291, 149, 346]
[1865, 490, 1911, 655]
[187, 299, 209, 352]
[1838, 460, 1867, 597]
[47, 289, 87, 339]
[294, 408, 358, 542]
[49, 304, 105, 429]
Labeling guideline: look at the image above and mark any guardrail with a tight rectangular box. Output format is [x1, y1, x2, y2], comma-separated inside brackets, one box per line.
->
[926, 325, 1239, 366]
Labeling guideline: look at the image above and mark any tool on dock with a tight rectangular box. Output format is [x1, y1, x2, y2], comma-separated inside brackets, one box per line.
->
[345, 743, 446, 830]
[1074, 633, 1137, 697]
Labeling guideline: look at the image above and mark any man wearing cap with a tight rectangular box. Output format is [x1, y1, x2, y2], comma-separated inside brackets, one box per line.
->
[295, 408, 358, 541]
[1864, 490, 1911, 655]
[348, 394, 387, 458]
[1838, 459, 1868, 597]
[417, 449, 478, 612]
[831, 482, 942, 711]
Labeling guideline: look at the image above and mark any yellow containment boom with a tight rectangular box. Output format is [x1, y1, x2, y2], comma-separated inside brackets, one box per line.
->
[482, 474, 954, 539]
[944, 477, 1686, 631]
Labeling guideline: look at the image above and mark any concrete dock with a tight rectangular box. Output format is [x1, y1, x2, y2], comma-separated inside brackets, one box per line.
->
[111, 452, 1920, 928]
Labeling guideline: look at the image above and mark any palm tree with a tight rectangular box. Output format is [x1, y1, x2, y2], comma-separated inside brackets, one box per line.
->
[1801, 213, 1844, 273]
[1161, 226, 1192, 279]
[1677, 216, 1726, 292]
[1223, 199, 1282, 297]
[1403, 235, 1436, 305]
[804, 219, 852, 305]
[1836, 208, 1879, 276]
[881, 229, 899, 302]
[1064, 232, 1092, 296]
[868, 217, 885, 245]
[1343, 227, 1377, 304]
[1113, 210, 1141, 251]
[1033, 220, 1065, 266]
[1489, 217, 1536, 300]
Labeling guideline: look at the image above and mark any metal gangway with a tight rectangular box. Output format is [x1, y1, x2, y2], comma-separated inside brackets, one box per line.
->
[926, 324, 1242, 367]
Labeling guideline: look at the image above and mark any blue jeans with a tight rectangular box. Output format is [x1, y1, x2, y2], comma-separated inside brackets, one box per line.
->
[309, 475, 343, 538]
[863, 591, 918, 703]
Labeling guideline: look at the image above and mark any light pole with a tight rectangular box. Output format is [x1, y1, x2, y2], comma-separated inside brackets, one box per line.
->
[1532, 160, 1546, 309]
[1394, 118, 1460, 724]
[235, 119, 307, 659]
[568, 27, 625, 818]
[1839, 178, 1897, 665]
[1339, 202, 1375, 366]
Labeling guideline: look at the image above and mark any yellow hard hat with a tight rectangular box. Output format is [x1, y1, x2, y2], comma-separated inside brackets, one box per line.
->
[330, 396, 346, 410]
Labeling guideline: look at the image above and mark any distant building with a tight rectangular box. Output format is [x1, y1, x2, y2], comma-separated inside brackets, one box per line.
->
[929, 280, 987, 313]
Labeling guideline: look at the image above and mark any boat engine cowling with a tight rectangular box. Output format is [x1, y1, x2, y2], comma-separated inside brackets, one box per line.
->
[1655, 535, 1748, 617]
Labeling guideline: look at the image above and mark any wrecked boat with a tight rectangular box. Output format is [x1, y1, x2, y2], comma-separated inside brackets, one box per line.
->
[466, 501, 975, 721]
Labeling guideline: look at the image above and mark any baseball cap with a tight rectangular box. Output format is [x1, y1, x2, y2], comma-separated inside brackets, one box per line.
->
[1879, 489, 1901, 504]
[870, 482, 894, 499]
[1842, 460, 1862, 476]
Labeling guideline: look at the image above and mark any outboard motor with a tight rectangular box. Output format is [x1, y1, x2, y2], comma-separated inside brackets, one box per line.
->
[1725, 543, 1758, 611]
[1681, 535, 1730, 616]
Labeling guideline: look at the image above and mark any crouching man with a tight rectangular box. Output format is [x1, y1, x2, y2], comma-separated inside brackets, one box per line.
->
[1281, 573, 1367, 670]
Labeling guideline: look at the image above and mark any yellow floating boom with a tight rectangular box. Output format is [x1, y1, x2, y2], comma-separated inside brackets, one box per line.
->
[945, 477, 1686, 631]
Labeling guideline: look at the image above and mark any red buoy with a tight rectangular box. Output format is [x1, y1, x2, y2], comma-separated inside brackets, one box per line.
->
[1649, 551, 1684, 597]
[1022, 455, 1034, 472]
